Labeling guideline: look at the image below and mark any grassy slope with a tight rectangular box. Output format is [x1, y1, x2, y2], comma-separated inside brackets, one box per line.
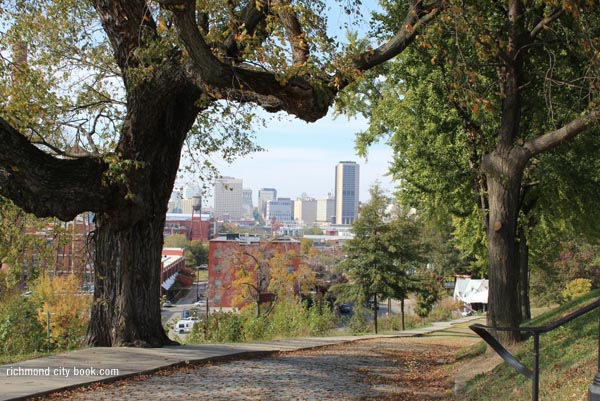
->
[463, 291, 600, 400]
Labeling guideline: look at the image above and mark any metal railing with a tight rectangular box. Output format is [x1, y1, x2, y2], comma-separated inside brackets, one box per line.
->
[469, 297, 600, 401]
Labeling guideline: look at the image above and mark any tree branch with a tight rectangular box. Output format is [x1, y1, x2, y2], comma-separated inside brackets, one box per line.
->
[523, 109, 600, 157]
[353, 1, 443, 72]
[271, 0, 309, 65]
[0, 117, 118, 221]
[222, 1, 269, 61]
[530, 8, 562, 40]
[90, 0, 157, 77]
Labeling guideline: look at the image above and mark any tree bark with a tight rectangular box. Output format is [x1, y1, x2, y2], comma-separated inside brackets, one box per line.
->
[86, 212, 175, 347]
[401, 297, 405, 331]
[483, 146, 528, 343]
[373, 293, 378, 334]
[517, 227, 531, 322]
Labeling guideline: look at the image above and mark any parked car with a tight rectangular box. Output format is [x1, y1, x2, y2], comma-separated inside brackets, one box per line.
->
[176, 317, 199, 334]
[338, 303, 353, 314]
[163, 300, 173, 308]
[193, 300, 206, 306]
[366, 300, 379, 310]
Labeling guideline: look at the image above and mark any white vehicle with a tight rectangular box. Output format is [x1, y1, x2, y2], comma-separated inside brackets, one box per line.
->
[176, 317, 199, 334]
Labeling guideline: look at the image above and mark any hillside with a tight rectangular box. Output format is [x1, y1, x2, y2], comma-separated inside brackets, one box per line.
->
[463, 291, 600, 400]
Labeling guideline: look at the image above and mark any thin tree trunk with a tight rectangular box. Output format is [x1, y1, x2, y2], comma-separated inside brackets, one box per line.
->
[373, 293, 378, 334]
[517, 227, 531, 321]
[401, 297, 405, 331]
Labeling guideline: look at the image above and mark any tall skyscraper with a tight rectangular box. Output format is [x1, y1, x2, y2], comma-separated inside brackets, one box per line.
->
[258, 188, 277, 217]
[213, 177, 243, 221]
[334, 161, 360, 225]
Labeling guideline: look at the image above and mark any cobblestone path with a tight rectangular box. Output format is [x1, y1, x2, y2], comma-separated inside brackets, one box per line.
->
[37, 336, 484, 401]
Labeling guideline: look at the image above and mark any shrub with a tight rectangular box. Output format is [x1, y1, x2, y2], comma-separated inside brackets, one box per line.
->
[561, 278, 592, 302]
[0, 292, 45, 356]
[188, 298, 339, 344]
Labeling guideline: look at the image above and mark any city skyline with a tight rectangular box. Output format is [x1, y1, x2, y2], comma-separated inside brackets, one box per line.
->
[178, 110, 396, 207]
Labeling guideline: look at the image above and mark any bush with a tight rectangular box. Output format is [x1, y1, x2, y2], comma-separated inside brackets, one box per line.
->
[188, 298, 339, 344]
[561, 278, 592, 302]
[428, 297, 463, 321]
[0, 292, 45, 356]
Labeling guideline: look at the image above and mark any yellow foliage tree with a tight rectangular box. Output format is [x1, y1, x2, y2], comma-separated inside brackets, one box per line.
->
[230, 247, 316, 315]
[31, 274, 91, 349]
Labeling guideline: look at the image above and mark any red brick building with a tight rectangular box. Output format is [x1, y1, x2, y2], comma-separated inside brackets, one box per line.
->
[207, 234, 301, 308]
[160, 247, 192, 299]
[164, 213, 212, 242]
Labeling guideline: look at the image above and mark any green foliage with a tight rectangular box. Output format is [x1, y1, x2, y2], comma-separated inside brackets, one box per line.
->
[464, 291, 600, 400]
[561, 278, 592, 303]
[163, 235, 208, 269]
[338, 183, 424, 305]
[413, 270, 443, 318]
[186, 241, 209, 267]
[0, 291, 45, 356]
[0, 198, 62, 287]
[163, 234, 189, 249]
[187, 298, 338, 344]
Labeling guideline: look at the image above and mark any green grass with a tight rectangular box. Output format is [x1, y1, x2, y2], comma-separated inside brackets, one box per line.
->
[463, 290, 600, 400]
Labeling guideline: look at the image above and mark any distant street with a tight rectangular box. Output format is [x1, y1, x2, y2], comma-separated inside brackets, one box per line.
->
[161, 281, 207, 339]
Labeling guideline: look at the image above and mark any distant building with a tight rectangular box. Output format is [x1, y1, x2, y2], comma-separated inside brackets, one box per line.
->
[214, 177, 243, 221]
[316, 196, 335, 223]
[160, 248, 191, 299]
[294, 196, 317, 225]
[258, 188, 277, 218]
[334, 161, 360, 225]
[242, 188, 253, 217]
[207, 234, 300, 308]
[266, 198, 294, 223]
[164, 213, 212, 242]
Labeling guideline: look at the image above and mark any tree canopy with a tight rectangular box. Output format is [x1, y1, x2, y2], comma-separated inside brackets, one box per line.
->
[339, 0, 600, 340]
[0, 0, 441, 347]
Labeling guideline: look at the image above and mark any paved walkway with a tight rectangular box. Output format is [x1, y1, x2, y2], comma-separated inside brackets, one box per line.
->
[0, 316, 482, 401]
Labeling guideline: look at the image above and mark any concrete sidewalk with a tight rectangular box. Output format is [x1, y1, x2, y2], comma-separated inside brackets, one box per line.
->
[0, 316, 482, 401]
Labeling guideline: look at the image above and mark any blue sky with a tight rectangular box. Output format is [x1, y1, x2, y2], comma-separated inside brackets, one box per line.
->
[206, 111, 396, 205]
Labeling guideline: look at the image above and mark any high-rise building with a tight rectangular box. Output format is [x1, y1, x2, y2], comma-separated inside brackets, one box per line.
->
[213, 177, 243, 221]
[316, 195, 335, 223]
[294, 195, 317, 225]
[334, 161, 360, 225]
[266, 198, 294, 223]
[242, 188, 253, 217]
[258, 188, 277, 217]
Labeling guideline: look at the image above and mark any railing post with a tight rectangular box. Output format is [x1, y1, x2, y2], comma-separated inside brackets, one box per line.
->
[589, 310, 600, 401]
[532, 333, 540, 401]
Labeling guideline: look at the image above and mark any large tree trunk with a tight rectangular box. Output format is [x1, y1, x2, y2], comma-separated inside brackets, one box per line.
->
[484, 146, 527, 343]
[82, 63, 201, 346]
[86, 211, 174, 347]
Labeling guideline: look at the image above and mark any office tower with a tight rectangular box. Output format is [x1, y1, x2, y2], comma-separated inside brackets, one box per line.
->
[242, 188, 253, 217]
[213, 177, 243, 221]
[334, 161, 360, 225]
[258, 188, 277, 217]
[266, 198, 294, 223]
[316, 195, 335, 223]
[294, 196, 317, 225]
